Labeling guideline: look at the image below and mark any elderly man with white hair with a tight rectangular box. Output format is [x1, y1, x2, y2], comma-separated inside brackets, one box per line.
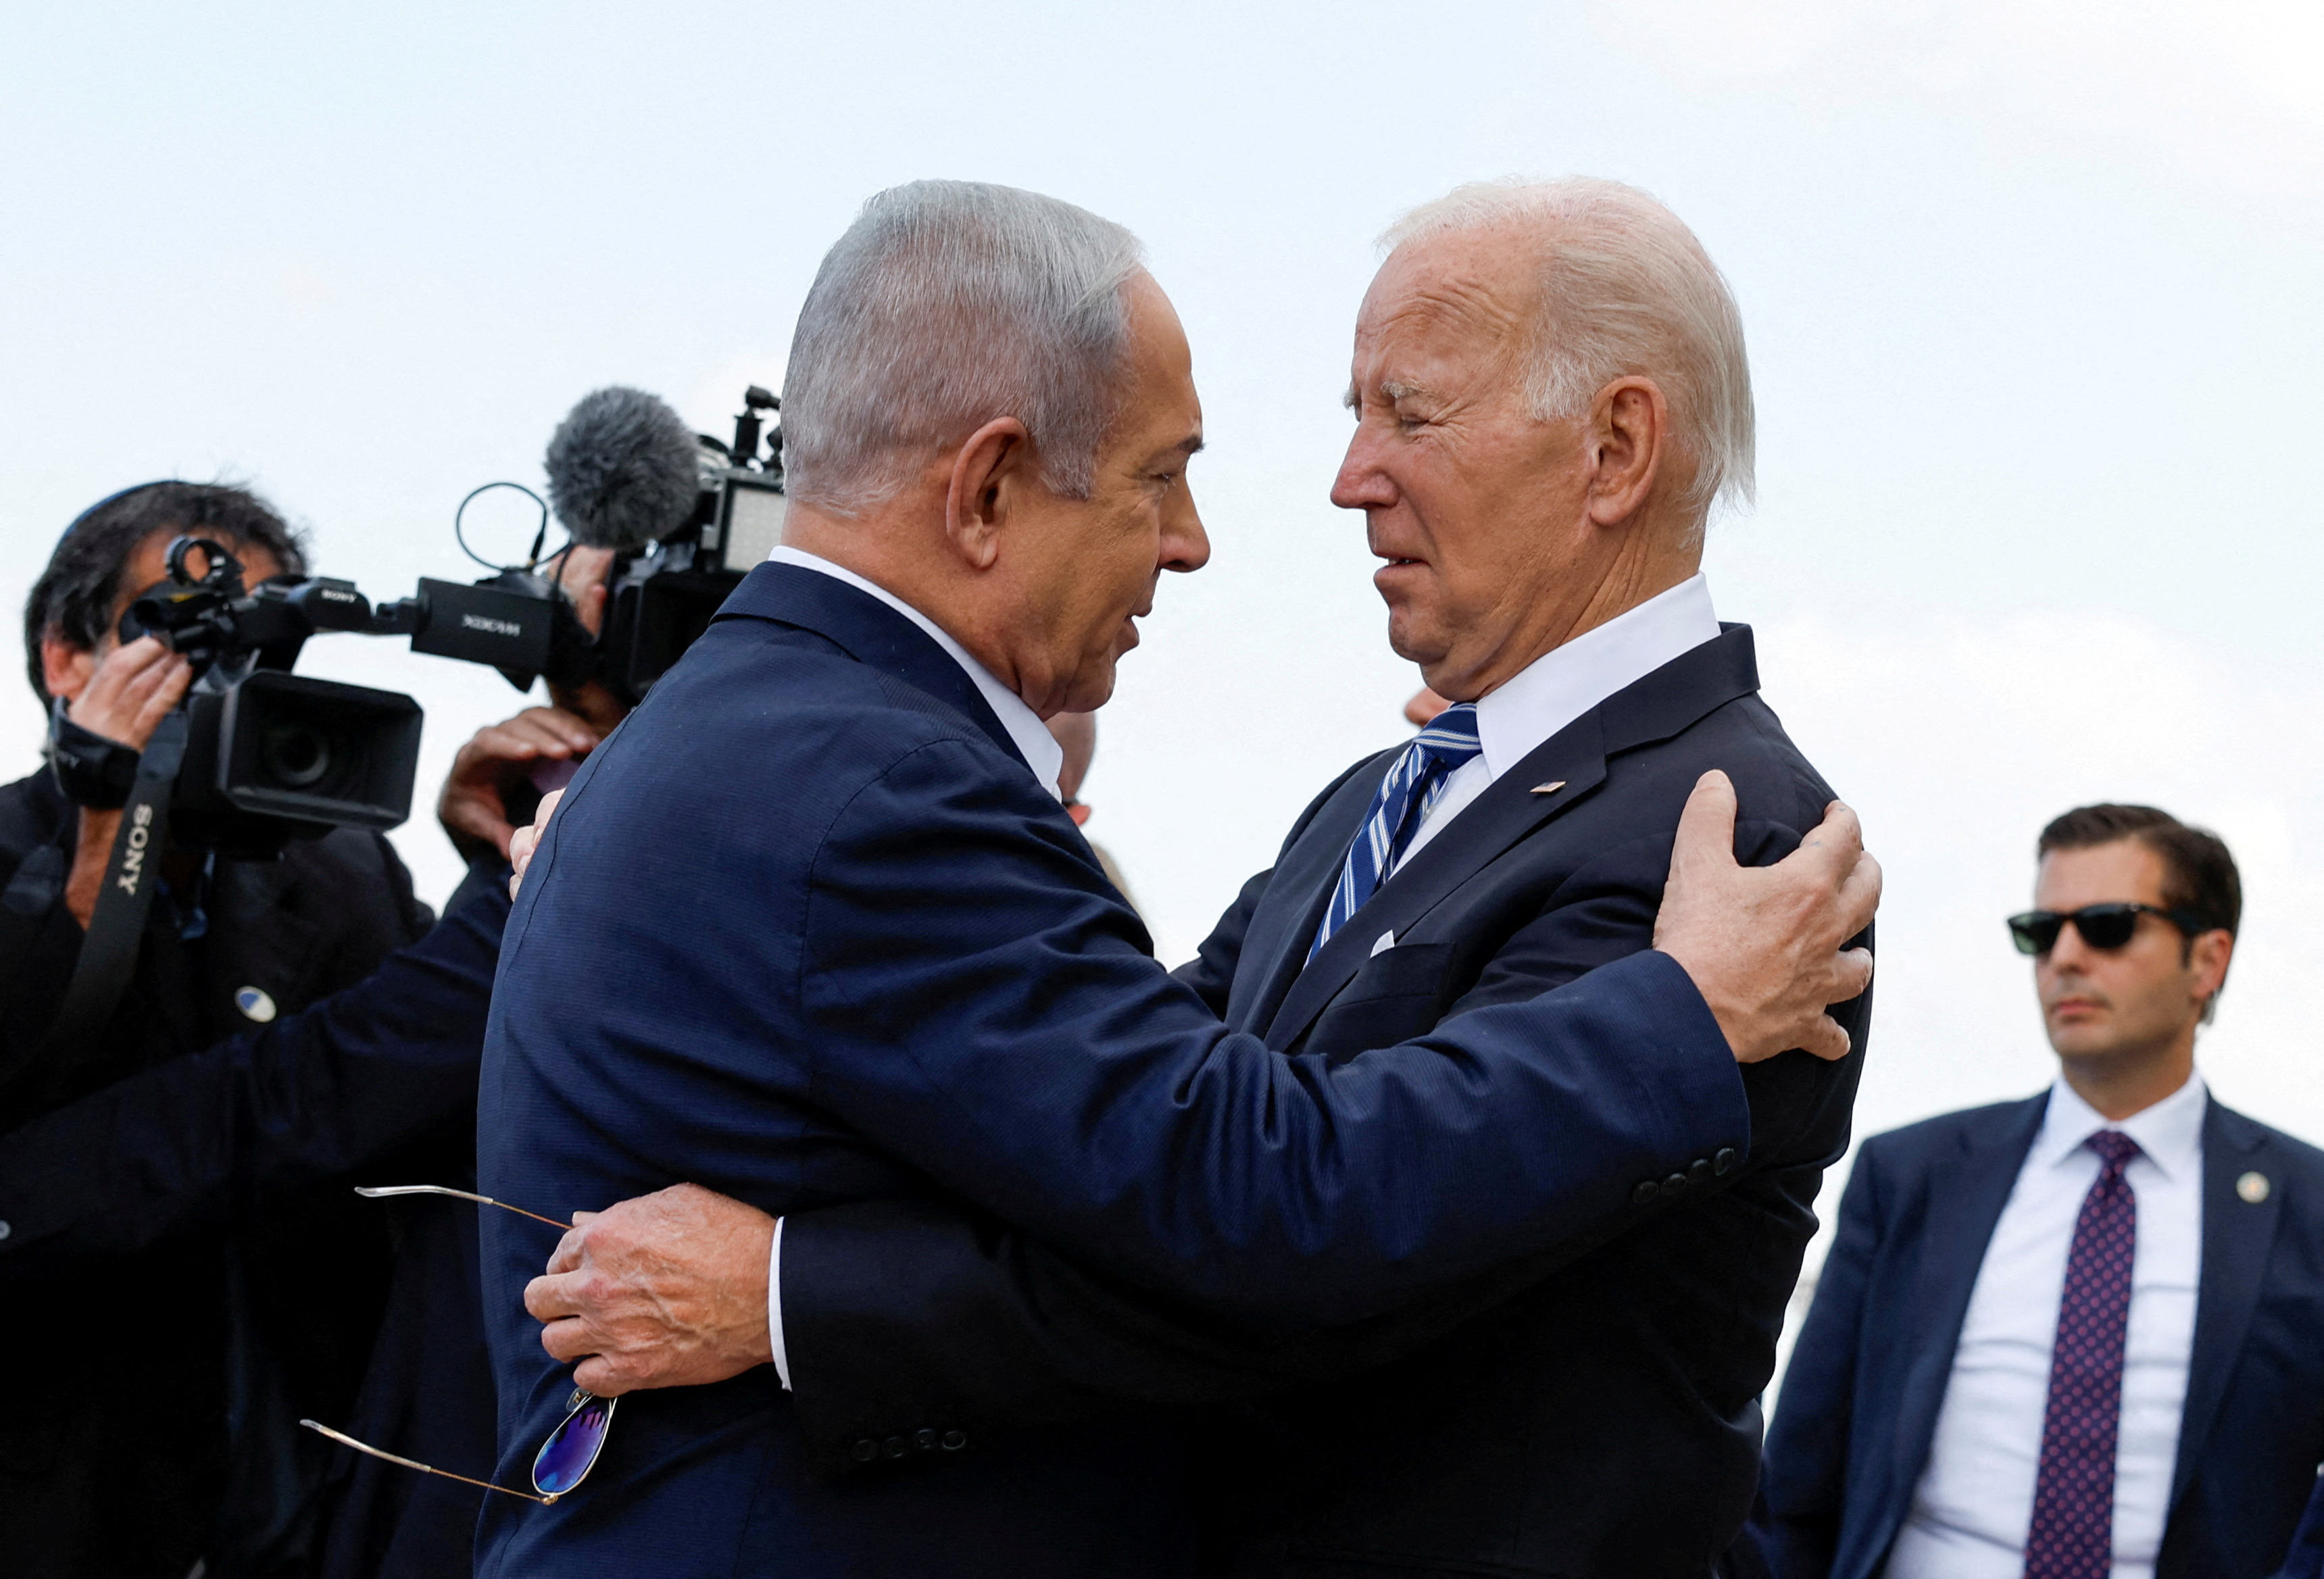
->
[488, 177, 1876, 1579]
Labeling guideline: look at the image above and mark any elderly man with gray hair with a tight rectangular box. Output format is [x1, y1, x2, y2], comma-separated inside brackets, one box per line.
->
[482, 178, 1876, 1579]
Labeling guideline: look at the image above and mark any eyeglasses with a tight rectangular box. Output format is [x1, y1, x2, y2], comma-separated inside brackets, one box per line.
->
[2006, 902, 2211, 957]
[298, 1184, 616, 1505]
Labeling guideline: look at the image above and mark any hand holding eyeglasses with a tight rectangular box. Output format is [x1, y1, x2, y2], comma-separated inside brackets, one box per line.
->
[526, 1182, 779, 1396]
[302, 1185, 623, 1504]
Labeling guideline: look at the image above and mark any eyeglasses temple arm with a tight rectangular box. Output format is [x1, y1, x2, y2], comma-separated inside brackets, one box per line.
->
[300, 1420, 558, 1505]
[352, 1184, 570, 1230]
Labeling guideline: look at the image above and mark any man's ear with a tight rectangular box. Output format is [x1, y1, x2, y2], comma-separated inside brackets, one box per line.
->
[39, 633, 95, 705]
[2191, 928, 2234, 1011]
[1583, 376, 1668, 528]
[943, 417, 1036, 570]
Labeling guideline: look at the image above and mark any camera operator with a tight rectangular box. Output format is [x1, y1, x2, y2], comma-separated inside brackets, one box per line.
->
[0, 482, 622, 1579]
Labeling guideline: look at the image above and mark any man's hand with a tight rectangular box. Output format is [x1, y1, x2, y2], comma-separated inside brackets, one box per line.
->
[438, 707, 601, 864]
[66, 634, 193, 752]
[61, 637, 194, 925]
[524, 1183, 777, 1397]
[507, 788, 564, 900]
[1654, 771, 1881, 1064]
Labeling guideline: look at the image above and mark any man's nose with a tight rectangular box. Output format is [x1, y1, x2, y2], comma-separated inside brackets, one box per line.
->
[2046, 924, 2094, 974]
[1331, 429, 1393, 512]
[1162, 487, 1210, 574]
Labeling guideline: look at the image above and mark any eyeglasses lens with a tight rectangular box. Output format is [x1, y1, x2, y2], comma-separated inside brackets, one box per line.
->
[2009, 913, 2062, 955]
[2009, 905, 2145, 955]
[2073, 906, 2140, 949]
[533, 1393, 615, 1496]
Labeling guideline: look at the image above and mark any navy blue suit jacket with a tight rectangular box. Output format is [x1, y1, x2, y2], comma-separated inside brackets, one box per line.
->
[774, 616, 1869, 1577]
[1756, 1092, 2324, 1579]
[473, 563, 1754, 1579]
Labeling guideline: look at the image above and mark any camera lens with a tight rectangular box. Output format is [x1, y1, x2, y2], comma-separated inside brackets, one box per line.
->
[259, 723, 333, 789]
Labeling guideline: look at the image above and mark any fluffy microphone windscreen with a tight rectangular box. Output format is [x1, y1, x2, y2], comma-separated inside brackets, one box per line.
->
[543, 386, 703, 551]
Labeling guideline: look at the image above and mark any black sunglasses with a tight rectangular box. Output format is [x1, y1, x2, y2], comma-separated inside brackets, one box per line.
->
[299, 1185, 615, 1505]
[2007, 902, 2211, 956]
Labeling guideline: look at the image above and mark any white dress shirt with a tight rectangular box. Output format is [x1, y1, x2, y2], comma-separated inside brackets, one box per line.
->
[1887, 1073, 2208, 1579]
[1391, 573, 1721, 874]
[758, 545, 1066, 1388]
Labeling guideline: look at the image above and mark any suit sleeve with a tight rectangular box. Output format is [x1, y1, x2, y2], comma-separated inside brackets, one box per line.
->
[795, 737, 1750, 1332]
[779, 807, 1864, 1475]
[1753, 1138, 1889, 1579]
[0, 880, 509, 1281]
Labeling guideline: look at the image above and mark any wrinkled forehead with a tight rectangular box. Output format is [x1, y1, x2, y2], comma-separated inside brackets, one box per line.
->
[1353, 228, 1543, 382]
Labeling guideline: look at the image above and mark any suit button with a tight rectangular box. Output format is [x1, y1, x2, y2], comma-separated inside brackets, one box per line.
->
[851, 1439, 879, 1463]
[1714, 1147, 1737, 1176]
[1631, 1180, 1659, 1205]
[1688, 1159, 1712, 1186]
[914, 1429, 938, 1453]
[1663, 1173, 1688, 1195]
[0, 1220, 11, 1242]
[941, 1429, 968, 1451]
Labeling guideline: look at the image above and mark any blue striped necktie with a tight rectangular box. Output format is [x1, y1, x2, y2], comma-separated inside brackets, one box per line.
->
[1309, 703, 1483, 959]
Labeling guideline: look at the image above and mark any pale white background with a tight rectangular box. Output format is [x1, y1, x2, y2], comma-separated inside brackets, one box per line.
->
[4, 2, 2319, 1374]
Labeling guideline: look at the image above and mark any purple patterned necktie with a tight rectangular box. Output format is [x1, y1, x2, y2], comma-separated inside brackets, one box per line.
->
[2024, 1128, 2143, 1579]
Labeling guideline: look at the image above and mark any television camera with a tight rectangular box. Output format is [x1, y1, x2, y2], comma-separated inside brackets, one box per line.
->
[70, 386, 785, 858]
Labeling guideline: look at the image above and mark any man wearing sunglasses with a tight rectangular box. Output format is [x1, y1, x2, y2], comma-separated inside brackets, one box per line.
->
[1749, 803, 2324, 1578]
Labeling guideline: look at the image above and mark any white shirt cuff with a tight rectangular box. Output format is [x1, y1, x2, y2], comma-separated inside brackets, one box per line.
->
[768, 1215, 791, 1390]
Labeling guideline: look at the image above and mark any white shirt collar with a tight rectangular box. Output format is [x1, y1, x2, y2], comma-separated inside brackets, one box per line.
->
[1470, 573, 1722, 778]
[765, 545, 1066, 800]
[2031, 1069, 2209, 1184]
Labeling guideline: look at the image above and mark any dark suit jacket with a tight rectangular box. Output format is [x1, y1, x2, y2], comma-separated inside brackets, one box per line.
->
[0, 767, 436, 1578]
[473, 563, 1758, 1579]
[1755, 1093, 2324, 1579]
[0, 862, 511, 1579]
[774, 619, 1869, 1578]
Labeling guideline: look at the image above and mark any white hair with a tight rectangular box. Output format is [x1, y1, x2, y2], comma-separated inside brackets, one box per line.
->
[1381, 177, 1755, 522]
[781, 180, 1146, 511]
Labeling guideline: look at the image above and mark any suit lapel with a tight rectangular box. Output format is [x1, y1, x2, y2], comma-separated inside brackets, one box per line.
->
[714, 561, 1027, 771]
[1262, 714, 1609, 1049]
[1223, 755, 1393, 1034]
[2169, 1099, 2281, 1511]
[1889, 1097, 2048, 1496]
[1260, 626, 1761, 1051]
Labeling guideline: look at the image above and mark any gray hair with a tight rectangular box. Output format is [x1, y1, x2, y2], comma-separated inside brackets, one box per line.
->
[781, 180, 1147, 511]
[1381, 177, 1755, 522]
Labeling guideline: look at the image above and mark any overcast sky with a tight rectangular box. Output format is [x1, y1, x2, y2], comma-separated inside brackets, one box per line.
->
[4, 1, 2319, 1194]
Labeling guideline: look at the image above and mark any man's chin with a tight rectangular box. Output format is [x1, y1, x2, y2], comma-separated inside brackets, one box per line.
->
[1058, 662, 1118, 716]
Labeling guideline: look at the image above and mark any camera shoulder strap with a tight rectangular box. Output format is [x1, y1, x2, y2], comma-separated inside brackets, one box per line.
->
[25, 709, 191, 1090]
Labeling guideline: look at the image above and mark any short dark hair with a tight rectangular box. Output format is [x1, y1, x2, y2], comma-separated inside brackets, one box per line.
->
[24, 482, 308, 703]
[2037, 803, 2242, 939]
